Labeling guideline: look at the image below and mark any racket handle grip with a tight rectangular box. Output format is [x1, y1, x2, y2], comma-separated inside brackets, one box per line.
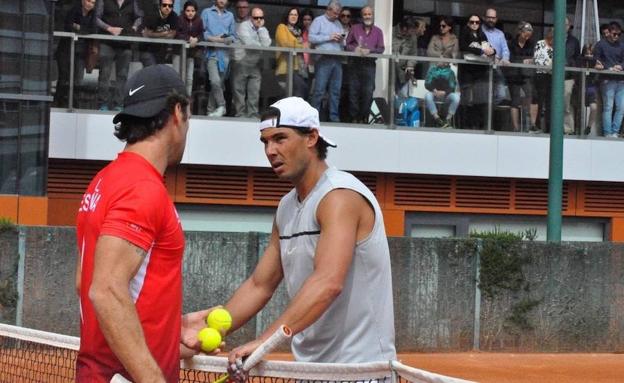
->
[242, 325, 292, 370]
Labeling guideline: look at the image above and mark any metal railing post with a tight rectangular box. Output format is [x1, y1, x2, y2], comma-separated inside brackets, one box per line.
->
[287, 50, 294, 97]
[580, 69, 587, 136]
[68, 35, 75, 110]
[388, 57, 395, 129]
[180, 43, 187, 90]
[487, 64, 494, 132]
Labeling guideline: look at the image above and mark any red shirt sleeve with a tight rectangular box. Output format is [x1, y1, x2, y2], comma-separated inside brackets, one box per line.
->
[100, 180, 167, 251]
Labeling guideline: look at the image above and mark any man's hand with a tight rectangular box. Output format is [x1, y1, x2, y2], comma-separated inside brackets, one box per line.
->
[330, 32, 342, 42]
[226, 338, 264, 383]
[434, 89, 446, 98]
[180, 307, 225, 356]
[595, 60, 604, 70]
[108, 26, 123, 36]
[189, 36, 198, 47]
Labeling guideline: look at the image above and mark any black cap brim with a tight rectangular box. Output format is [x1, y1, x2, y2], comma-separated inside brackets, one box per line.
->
[112, 97, 168, 124]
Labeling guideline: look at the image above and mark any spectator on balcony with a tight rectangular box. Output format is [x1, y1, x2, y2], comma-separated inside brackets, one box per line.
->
[301, 9, 315, 90]
[275, 7, 309, 99]
[600, 23, 610, 40]
[507, 21, 537, 132]
[427, 16, 459, 60]
[201, 0, 236, 117]
[309, 0, 345, 122]
[234, 0, 249, 26]
[423, 52, 460, 128]
[482, 8, 510, 105]
[593, 22, 624, 138]
[458, 14, 495, 130]
[563, 17, 581, 134]
[96, 0, 144, 111]
[174, 0, 204, 96]
[392, 16, 420, 91]
[345, 6, 384, 123]
[231, 7, 271, 118]
[337, 7, 352, 121]
[533, 28, 554, 133]
[55, 0, 97, 108]
[581, 43, 599, 136]
[140, 0, 178, 66]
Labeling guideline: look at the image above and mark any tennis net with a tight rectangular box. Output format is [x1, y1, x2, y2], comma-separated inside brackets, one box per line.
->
[0, 324, 475, 383]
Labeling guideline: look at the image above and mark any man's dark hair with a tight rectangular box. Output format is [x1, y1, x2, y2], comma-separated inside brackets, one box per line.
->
[114, 92, 189, 144]
[609, 21, 622, 32]
[399, 15, 416, 30]
[259, 108, 329, 160]
[600, 23, 610, 32]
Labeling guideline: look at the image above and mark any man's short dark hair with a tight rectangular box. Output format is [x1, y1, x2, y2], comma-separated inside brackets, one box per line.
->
[609, 21, 622, 32]
[399, 16, 416, 30]
[259, 108, 328, 160]
[114, 92, 189, 144]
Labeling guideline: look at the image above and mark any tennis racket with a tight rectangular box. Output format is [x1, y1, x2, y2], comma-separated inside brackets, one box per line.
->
[110, 325, 292, 383]
[213, 324, 292, 383]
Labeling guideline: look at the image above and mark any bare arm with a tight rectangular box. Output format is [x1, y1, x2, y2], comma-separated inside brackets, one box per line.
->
[225, 221, 284, 332]
[229, 189, 371, 363]
[180, 221, 283, 354]
[89, 235, 165, 382]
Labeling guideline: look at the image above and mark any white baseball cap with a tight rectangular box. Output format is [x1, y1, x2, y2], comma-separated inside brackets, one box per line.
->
[259, 97, 337, 147]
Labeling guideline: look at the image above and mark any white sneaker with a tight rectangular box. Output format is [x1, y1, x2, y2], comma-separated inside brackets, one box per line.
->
[208, 106, 226, 117]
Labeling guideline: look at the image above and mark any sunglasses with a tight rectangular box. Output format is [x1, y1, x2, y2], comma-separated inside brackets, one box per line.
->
[340, 14, 351, 18]
[161, 3, 173, 8]
[440, 24, 449, 28]
[252, 16, 264, 20]
[469, 20, 480, 25]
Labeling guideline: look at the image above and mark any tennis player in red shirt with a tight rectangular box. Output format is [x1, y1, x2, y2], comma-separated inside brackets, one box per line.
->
[75, 64, 210, 383]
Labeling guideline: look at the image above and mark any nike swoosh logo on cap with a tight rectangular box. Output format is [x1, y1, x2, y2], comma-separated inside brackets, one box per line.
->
[129, 85, 145, 96]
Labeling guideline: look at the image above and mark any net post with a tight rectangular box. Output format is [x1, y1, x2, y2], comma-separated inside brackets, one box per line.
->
[389, 360, 398, 383]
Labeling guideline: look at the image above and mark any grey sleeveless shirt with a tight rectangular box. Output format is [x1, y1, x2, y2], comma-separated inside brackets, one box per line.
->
[275, 167, 396, 363]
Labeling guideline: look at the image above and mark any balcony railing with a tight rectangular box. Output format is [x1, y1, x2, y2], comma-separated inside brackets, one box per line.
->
[51, 31, 624, 138]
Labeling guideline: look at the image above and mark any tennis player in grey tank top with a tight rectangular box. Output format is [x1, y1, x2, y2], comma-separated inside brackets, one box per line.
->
[276, 166, 396, 363]
[212, 97, 396, 375]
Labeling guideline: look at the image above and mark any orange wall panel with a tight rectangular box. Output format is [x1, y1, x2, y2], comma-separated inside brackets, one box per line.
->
[48, 198, 81, 226]
[382, 208, 405, 237]
[611, 218, 624, 242]
[17, 196, 48, 225]
[0, 196, 18, 222]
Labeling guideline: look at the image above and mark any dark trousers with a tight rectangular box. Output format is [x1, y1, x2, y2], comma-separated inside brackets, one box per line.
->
[348, 62, 376, 122]
[97, 42, 132, 109]
[535, 73, 552, 133]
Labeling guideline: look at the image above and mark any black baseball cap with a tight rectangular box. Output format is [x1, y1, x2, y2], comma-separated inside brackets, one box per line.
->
[113, 64, 187, 124]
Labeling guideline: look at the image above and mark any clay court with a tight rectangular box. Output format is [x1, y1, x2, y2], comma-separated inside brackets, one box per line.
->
[268, 352, 624, 383]
[396, 352, 624, 383]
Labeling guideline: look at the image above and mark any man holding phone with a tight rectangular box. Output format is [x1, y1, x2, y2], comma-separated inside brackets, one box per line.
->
[309, 0, 345, 123]
[201, 0, 236, 117]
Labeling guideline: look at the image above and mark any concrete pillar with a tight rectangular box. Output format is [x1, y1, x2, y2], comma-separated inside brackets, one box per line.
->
[373, 0, 393, 98]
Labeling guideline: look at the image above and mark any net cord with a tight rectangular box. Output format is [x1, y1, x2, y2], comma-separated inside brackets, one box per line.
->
[0, 323, 477, 383]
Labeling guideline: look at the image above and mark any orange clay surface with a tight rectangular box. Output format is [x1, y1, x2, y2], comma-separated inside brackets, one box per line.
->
[268, 352, 624, 383]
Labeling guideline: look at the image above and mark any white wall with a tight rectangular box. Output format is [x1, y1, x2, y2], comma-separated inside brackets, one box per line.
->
[50, 111, 624, 182]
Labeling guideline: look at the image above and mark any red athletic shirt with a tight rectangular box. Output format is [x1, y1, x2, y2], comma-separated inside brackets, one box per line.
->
[75, 151, 185, 383]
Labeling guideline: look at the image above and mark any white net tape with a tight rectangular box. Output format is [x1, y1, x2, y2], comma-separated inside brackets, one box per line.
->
[0, 324, 477, 383]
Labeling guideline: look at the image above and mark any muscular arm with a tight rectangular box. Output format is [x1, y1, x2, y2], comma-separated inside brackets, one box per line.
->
[89, 235, 165, 382]
[224, 221, 284, 332]
[228, 189, 374, 363]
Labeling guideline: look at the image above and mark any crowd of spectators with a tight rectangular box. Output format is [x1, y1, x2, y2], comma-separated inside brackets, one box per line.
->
[53, 0, 624, 137]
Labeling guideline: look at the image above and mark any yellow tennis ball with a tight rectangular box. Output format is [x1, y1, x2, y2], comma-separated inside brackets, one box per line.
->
[206, 308, 232, 332]
[197, 327, 222, 353]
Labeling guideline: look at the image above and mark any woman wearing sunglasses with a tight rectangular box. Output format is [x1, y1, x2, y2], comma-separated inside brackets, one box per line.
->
[458, 14, 495, 130]
[427, 16, 459, 60]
